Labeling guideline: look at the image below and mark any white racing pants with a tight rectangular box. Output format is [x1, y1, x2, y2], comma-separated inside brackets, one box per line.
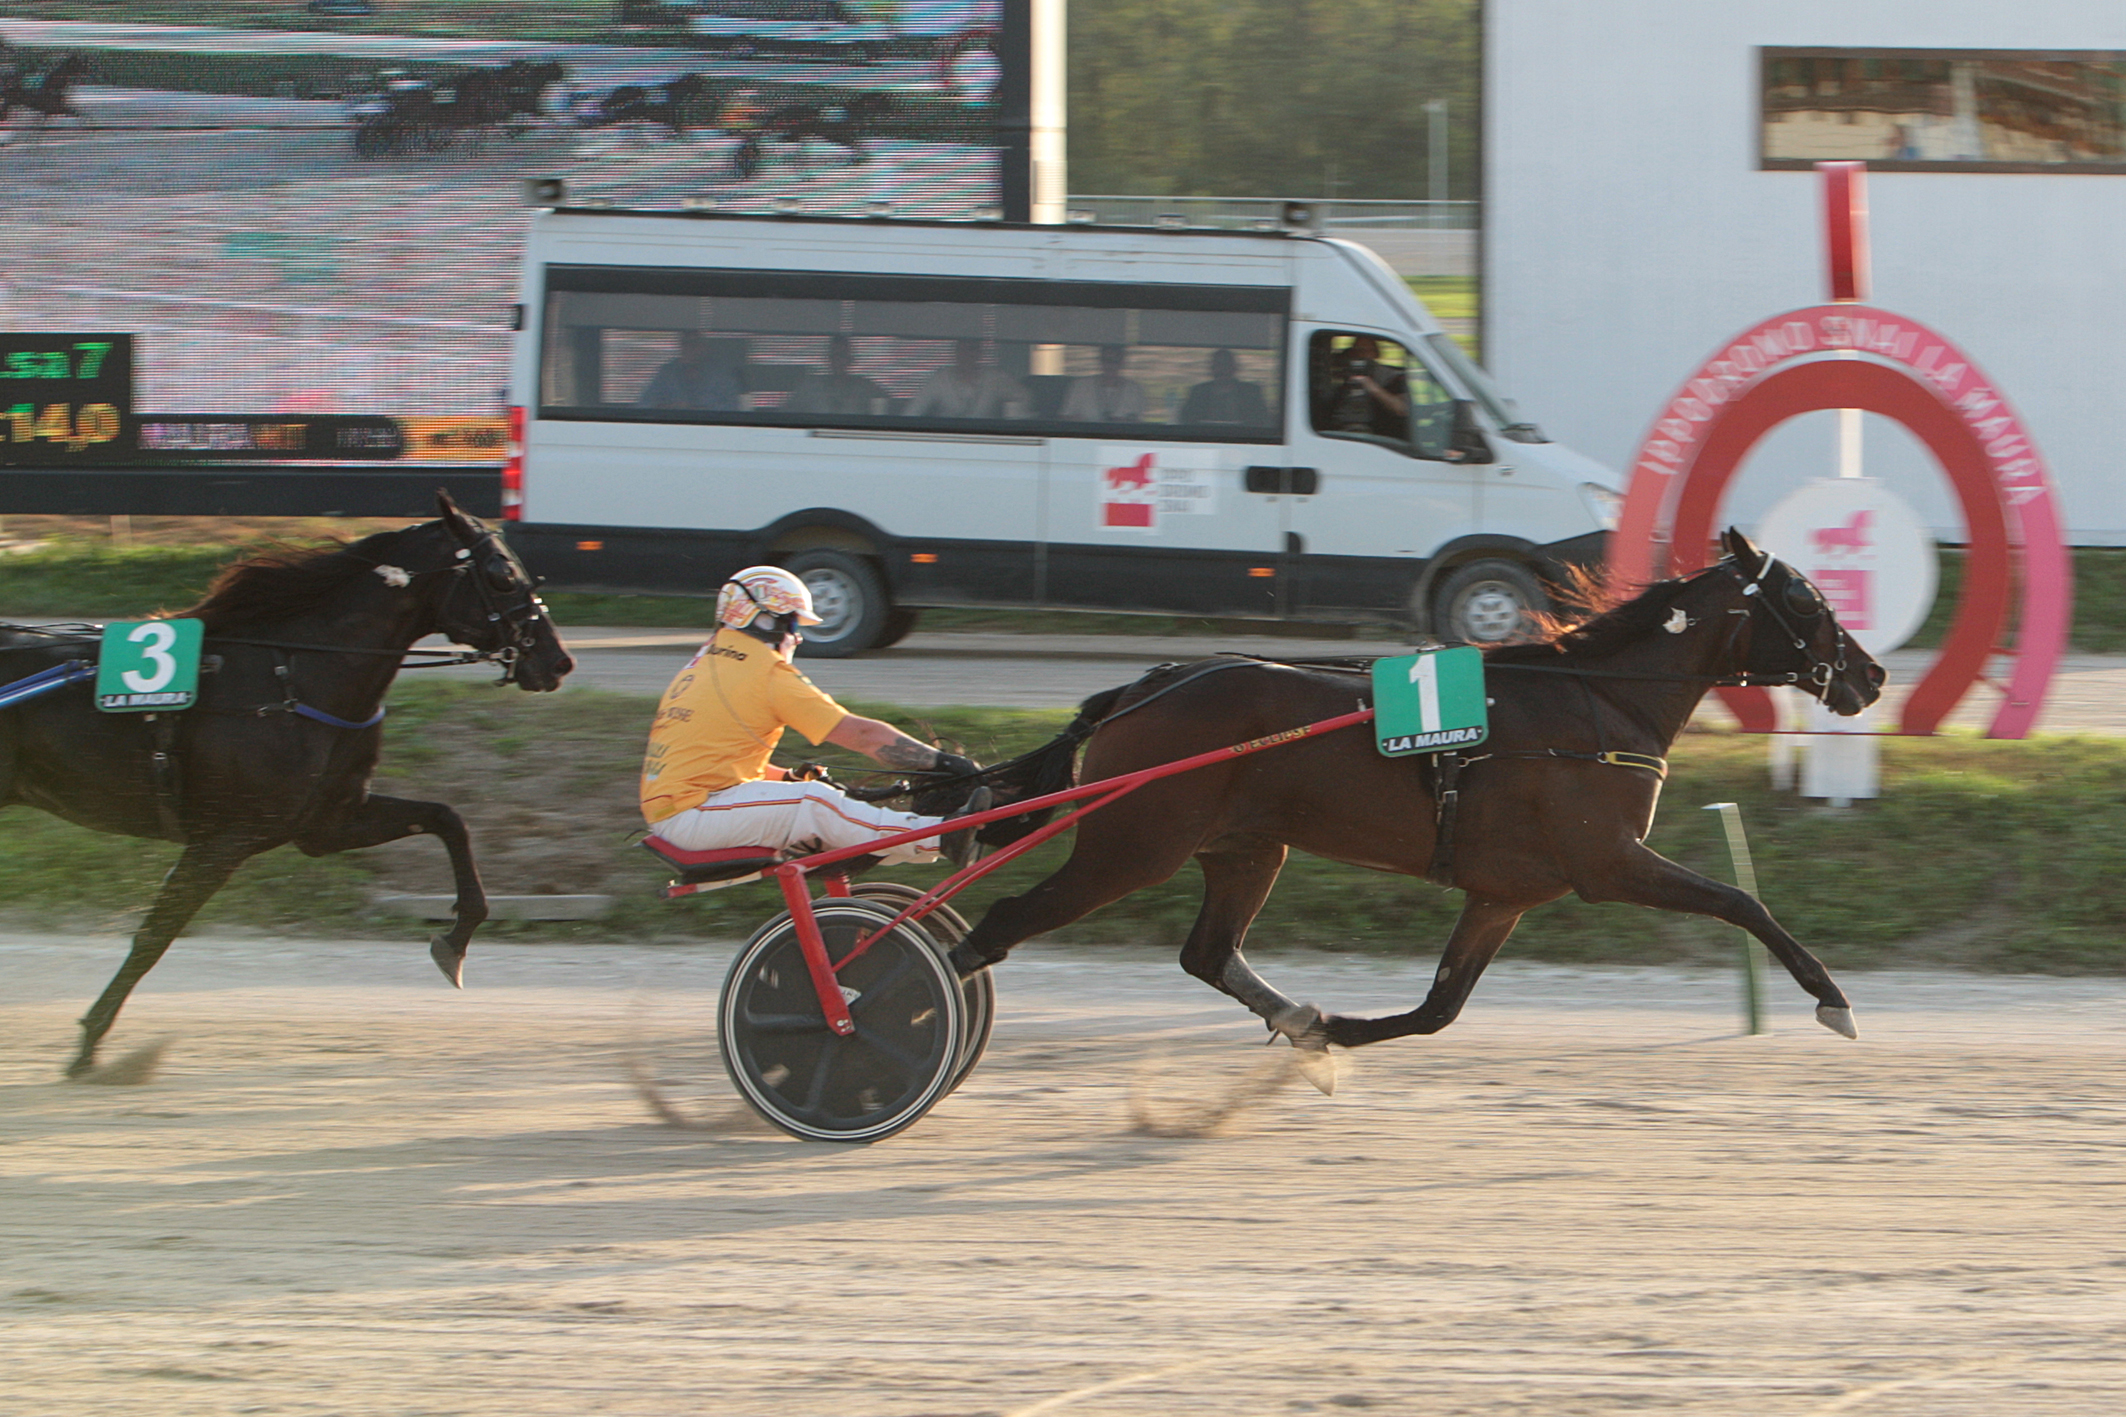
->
[649, 779, 946, 866]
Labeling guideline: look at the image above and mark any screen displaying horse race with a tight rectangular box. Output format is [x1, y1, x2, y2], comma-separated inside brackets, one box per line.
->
[0, 2, 1011, 431]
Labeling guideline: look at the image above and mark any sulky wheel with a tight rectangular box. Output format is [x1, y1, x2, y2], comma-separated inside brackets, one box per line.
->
[719, 899, 964, 1142]
[849, 880, 992, 1093]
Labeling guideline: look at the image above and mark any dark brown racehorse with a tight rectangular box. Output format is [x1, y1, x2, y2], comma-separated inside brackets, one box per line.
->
[948, 530, 1884, 1085]
[0, 51, 91, 127]
[0, 496, 574, 1077]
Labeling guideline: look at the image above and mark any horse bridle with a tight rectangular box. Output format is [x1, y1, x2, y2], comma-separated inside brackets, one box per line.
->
[1712, 553, 1853, 694]
[438, 523, 554, 684]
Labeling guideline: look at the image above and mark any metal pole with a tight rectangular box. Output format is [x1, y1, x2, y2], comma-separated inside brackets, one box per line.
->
[1703, 802, 1766, 1035]
[1424, 99, 1449, 217]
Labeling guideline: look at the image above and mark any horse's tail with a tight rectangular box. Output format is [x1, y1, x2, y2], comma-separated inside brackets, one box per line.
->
[974, 683, 1128, 848]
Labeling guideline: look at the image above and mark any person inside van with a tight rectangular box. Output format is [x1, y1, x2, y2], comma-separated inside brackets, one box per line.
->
[1060, 343, 1148, 423]
[641, 566, 993, 869]
[1317, 335, 1409, 440]
[638, 331, 744, 411]
[784, 334, 888, 416]
[1180, 347, 1271, 427]
[910, 338, 1028, 420]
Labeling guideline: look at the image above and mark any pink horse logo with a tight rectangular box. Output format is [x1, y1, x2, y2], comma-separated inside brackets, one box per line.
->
[1812, 509, 1872, 556]
[1104, 453, 1155, 492]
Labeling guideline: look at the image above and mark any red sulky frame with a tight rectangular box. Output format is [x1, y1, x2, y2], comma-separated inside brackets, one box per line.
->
[756, 706, 1380, 1038]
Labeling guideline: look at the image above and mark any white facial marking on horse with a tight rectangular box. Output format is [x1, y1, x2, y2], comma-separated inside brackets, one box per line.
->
[1665, 608, 1691, 634]
[374, 565, 412, 588]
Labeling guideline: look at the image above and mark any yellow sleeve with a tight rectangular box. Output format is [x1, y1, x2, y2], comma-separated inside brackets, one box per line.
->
[766, 662, 848, 746]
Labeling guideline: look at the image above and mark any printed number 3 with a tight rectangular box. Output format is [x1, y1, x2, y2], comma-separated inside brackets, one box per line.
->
[122, 622, 178, 693]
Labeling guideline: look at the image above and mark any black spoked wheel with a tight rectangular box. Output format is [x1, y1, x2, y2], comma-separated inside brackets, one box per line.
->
[719, 900, 964, 1142]
[849, 880, 992, 1093]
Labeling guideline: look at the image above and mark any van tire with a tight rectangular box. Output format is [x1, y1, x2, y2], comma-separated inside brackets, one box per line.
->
[786, 549, 890, 658]
[1431, 559, 1549, 645]
[875, 607, 922, 649]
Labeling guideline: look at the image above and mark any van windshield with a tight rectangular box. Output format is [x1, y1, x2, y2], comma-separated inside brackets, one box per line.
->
[538, 266, 1289, 444]
[1423, 333, 1547, 444]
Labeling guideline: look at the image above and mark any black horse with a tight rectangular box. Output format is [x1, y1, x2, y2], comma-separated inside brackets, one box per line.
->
[0, 496, 574, 1078]
[581, 72, 708, 139]
[0, 51, 91, 127]
[946, 531, 1885, 1089]
[730, 91, 888, 178]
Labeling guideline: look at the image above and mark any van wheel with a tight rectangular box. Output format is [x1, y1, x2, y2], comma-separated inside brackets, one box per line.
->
[787, 549, 889, 658]
[1431, 559, 1549, 644]
[874, 607, 921, 649]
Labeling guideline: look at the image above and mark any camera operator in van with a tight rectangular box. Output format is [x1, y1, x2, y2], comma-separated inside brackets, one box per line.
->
[1318, 334, 1409, 440]
[640, 567, 991, 869]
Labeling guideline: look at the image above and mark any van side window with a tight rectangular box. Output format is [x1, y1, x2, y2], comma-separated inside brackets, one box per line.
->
[1307, 331, 1459, 458]
[538, 268, 1288, 443]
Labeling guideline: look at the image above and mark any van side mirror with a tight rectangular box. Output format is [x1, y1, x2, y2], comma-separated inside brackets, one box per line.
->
[1450, 399, 1492, 464]
[1412, 397, 1487, 462]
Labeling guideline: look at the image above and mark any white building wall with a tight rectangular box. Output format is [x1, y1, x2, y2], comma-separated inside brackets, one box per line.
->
[1487, 0, 2126, 544]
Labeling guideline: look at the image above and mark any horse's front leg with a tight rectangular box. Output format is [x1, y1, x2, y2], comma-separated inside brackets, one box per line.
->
[295, 794, 487, 988]
[1576, 841, 1857, 1038]
[1317, 895, 1527, 1049]
[70, 836, 257, 1078]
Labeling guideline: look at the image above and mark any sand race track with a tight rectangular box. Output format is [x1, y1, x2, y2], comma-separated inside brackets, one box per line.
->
[4, 933, 2125, 1416]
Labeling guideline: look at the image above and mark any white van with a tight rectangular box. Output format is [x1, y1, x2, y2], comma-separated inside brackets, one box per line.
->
[508, 209, 1621, 655]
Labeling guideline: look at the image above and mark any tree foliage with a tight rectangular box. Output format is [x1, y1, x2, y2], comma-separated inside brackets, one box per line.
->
[1067, 0, 1480, 199]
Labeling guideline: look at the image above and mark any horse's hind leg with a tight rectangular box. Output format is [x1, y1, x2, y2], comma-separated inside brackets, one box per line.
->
[1580, 842, 1856, 1037]
[1177, 843, 1298, 1023]
[295, 795, 485, 988]
[947, 831, 1197, 977]
[70, 838, 252, 1078]
[1318, 895, 1526, 1049]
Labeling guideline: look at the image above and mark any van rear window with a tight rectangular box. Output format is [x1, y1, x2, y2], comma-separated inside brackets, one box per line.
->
[536, 266, 1288, 442]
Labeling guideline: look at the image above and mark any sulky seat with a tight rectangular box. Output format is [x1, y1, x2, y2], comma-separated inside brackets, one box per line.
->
[642, 836, 887, 895]
[641, 837, 782, 886]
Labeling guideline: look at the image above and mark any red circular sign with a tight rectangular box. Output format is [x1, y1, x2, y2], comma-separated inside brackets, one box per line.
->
[1613, 304, 2068, 738]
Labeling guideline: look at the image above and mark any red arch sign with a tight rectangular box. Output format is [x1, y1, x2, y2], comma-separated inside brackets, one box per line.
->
[1611, 304, 2069, 738]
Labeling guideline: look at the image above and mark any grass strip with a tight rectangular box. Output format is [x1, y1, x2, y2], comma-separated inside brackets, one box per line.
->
[11, 538, 2126, 650]
[3, 678, 2122, 974]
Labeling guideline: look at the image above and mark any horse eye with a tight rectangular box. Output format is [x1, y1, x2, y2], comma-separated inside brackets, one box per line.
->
[484, 557, 518, 591]
[1785, 580, 1823, 616]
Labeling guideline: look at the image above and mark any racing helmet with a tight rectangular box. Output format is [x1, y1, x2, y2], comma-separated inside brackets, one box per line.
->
[716, 565, 823, 631]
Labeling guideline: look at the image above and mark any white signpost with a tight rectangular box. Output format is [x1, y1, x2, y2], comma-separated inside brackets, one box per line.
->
[1755, 474, 1937, 802]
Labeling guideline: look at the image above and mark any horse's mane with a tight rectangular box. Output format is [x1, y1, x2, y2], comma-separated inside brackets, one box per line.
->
[177, 528, 407, 632]
[1484, 563, 1709, 665]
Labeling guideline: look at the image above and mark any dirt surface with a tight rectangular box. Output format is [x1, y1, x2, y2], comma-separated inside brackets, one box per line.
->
[6, 933, 2124, 1416]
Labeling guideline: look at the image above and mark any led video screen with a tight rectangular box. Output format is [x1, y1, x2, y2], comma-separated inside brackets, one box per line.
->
[0, 3, 1013, 438]
[1762, 47, 2126, 173]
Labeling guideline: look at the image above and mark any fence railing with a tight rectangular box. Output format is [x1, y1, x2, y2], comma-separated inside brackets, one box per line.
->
[1064, 196, 1478, 231]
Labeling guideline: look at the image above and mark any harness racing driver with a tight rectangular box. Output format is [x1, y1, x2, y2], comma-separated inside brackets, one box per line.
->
[641, 566, 991, 868]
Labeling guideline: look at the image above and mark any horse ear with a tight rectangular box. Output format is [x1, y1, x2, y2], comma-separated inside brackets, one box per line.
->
[435, 488, 480, 539]
[1721, 527, 1765, 574]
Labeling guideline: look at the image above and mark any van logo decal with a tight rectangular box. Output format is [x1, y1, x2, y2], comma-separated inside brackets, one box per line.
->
[1099, 447, 1220, 533]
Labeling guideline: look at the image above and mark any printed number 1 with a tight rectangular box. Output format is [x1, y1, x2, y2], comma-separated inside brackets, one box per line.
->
[122, 622, 178, 693]
[74, 342, 113, 380]
[1409, 653, 1441, 732]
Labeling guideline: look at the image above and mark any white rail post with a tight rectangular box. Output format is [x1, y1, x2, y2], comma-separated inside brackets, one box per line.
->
[1704, 802, 1766, 1035]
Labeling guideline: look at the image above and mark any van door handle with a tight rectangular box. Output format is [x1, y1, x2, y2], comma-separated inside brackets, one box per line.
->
[1243, 466, 1318, 496]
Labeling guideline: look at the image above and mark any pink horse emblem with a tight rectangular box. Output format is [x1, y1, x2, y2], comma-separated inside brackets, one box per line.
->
[1104, 453, 1155, 491]
[1812, 509, 1873, 556]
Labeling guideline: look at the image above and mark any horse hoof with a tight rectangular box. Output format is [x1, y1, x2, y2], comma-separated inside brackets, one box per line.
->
[430, 935, 466, 989]
[1816, 1004, 1858, 1039]
[1268, 1004, 1337, 1095]
[1289, 1046, 1337, 1096]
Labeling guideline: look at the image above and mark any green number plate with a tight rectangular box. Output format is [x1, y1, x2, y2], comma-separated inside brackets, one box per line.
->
[1372, 646, 1489, 755]
[96, 619, 204, 712]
